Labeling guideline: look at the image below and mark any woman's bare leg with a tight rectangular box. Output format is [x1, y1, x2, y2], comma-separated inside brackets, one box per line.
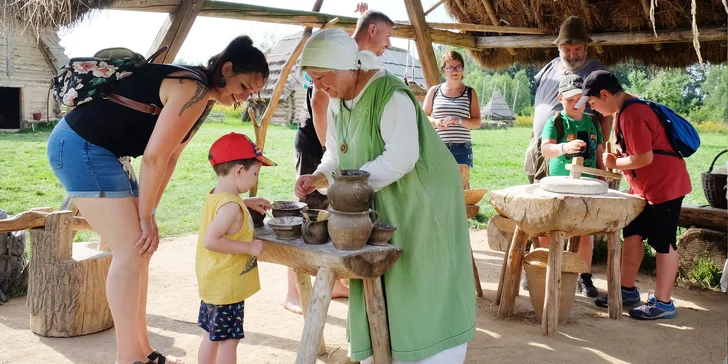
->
[73, 197, 147, 364]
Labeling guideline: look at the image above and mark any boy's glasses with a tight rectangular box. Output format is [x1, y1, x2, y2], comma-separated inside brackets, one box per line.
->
[444, 65, 463, 72]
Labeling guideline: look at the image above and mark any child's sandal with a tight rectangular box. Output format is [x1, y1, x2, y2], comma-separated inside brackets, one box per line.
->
[148, 351, 182, 364]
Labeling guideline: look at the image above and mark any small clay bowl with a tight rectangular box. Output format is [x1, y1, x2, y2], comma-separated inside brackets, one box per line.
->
[367, 223, 397, 246]
[272, 201, 308, 218]
[247, 207, 265, 228]
[267, 216, 303, 240]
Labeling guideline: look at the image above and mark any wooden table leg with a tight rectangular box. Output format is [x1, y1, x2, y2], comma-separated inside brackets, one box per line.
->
[542, 231, 566, 336]
[567, 236, 580, 253]
[607, 231, 623, 319]
[363, 278, 392, 364]
[494, 231, 512, 306]
[295, 269, 327, 356]
[296, 267, 336, 364]
[497, 226, 528, 317]
[472, 250, 483, 297]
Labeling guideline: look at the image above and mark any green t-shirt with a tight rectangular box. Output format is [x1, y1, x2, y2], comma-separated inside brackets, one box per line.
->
[541, 111, 602, 177]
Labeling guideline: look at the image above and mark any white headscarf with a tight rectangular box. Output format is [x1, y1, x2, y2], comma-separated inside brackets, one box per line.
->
[300, 29, 379, 71]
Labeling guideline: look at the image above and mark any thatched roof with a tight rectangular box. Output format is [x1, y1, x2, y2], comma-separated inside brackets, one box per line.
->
[262, 31, 425, 100]
[0, 0, 116, 38]
[443, 0, 728, 69]
[481, 90, 515, 120]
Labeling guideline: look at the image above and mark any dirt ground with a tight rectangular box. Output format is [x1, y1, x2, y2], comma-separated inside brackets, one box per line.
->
[1, 230, 726, 364]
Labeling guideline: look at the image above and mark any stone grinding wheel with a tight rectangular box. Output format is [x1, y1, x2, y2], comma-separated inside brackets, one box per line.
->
[539, 176, 608, 195]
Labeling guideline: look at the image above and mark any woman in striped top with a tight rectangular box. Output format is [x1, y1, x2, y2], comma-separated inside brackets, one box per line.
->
[423, 51, 481, 169]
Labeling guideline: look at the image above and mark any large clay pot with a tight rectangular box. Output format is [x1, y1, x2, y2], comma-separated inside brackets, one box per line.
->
[524, 263, 579, 324]
[327, 170, 374, 212]
[327, 208, 380, 251]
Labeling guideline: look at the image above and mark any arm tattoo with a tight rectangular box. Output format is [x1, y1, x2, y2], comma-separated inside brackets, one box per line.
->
[178, 79, 209, 117]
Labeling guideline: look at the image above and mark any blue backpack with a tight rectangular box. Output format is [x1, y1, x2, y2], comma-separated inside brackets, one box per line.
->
[616, 98, 700, 159]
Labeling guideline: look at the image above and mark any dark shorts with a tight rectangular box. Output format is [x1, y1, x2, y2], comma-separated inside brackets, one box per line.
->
[444, 142, 473, 168]
[47, 119, 138, 198]
[197, 300, 245, 341]
[623, 196, 684, 254]
[294, 151, 328, 210]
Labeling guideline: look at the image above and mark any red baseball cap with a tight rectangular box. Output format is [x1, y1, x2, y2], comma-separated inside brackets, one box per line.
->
[209, 132, 276, 167]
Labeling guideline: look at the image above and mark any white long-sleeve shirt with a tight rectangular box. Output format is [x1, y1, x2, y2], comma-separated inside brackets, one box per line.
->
[314, 70, 420, 192]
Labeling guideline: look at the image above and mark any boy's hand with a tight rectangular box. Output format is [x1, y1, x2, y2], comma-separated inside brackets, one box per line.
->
[564, 140, 586, 154]
[603, 152, 618, 170]
[244, 197, 271, 215]
[354, 2, 368, 13]
[249, 239, 264, 256]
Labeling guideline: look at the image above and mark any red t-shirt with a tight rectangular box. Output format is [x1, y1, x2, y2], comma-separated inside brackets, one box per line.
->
[615, 100, 692, 204]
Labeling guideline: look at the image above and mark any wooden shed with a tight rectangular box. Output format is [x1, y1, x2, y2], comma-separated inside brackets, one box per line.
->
[0, 28, 67, 131]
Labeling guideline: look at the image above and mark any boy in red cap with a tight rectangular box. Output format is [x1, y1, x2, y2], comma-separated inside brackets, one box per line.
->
[196, 132, 276, 363]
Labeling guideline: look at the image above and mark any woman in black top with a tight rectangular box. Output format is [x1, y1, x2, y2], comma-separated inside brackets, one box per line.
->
[47, 36, 268, 364]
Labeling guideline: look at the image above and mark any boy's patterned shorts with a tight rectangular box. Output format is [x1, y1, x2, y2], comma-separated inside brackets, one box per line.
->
[197, 300, 245, 341]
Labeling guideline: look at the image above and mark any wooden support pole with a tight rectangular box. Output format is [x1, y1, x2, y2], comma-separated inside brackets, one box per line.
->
[146, 0, 204, 63]
[424, 0, 445, 16]
[296, 267, 336, 364]
[475, 26, 727, 49]
[480, 0, 517, 56]
[494, 227, 513, 306]
[472, 250, 483, 297]
[419, 22, 544, 34]
[295, 270, 327, 356]
[542, 231, 565, 336]
[404, 0, 441, 89]
[606, 232, 622, 320]
[497, 226, 528, 317]
[363, 278, 392, 364]
[567, 236, 580, 253]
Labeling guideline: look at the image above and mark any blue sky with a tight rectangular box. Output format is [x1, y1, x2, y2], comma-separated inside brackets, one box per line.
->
[59, 0, 453, 62]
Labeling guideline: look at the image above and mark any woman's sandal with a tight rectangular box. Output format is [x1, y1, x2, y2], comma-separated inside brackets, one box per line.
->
[148, 351, 182, 364]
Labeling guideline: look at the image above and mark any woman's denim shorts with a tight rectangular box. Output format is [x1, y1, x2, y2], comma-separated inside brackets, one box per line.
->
[47, 119, 138, 198]
[444, 141, 474, 168]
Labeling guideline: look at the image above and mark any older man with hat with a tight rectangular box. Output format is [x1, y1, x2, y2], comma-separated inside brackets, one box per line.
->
[524, 16, 612, 184]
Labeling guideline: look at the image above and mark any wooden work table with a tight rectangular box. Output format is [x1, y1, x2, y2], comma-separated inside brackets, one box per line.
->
[255, 223, 402, 364]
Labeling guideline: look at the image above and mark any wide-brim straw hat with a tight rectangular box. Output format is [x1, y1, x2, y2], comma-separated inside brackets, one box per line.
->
[524, 248, 588, 274]
[553, 16, 593, 45]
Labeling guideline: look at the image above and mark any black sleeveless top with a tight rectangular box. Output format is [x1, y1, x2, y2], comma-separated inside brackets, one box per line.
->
[294, 87, 323, 158]
[64, 64, 208, 158]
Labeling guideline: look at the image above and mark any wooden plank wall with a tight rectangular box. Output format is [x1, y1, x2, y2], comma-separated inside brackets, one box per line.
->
[0, 30, 56, 127]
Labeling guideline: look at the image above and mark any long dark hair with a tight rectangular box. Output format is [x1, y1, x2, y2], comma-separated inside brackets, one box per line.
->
[194, 35, 269, 88]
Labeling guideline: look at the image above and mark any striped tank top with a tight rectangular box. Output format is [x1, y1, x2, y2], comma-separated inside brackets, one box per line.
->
[432, 85, 472, 143]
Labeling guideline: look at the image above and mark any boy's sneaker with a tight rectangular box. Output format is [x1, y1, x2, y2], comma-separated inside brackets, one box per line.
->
[577, 273, 599, 298]
[629, 300, 677, 320]
[594, 287, 641, 308]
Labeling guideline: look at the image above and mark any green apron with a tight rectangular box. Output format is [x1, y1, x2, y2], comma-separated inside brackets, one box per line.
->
[335, 72, 476, 361]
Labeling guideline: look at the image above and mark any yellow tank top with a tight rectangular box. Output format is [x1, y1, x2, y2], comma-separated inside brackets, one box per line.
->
[195, 192, 260, 305]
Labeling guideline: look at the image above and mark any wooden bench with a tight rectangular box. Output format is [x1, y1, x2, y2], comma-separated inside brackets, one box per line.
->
[677, 204, 727, 279]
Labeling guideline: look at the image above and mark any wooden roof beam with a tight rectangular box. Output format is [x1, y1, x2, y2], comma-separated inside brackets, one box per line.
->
[426, 22, 544, 34]
[475, 26, 727, 48]
[111, 1, 477, 49]
[404, 0, 441, 89]
[146, 0, 204, 62]
[424, 0, 445, 16]
[479, 0, 517, 55]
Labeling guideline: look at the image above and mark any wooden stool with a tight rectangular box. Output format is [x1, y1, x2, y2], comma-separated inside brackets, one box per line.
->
[490, 185, 645, 336]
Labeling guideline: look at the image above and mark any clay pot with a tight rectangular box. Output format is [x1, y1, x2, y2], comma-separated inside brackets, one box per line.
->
[267, 217, 303, 240]
[368, 223, 397, 246]
[247, 208, 265, 228]
[524, 263, 579, 325]
[272, 201, 307, 218]
[327, 208, 380, 251]
[327, 170, 374, 212]
[302, 209, 329, 245]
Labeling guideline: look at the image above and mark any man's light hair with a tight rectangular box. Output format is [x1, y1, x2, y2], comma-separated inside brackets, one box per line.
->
[354, 10, 394, 37]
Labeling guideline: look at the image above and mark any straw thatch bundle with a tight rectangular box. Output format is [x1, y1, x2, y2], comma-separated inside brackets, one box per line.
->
[1, 0, 116, 38]
[444, 0, 728, 69]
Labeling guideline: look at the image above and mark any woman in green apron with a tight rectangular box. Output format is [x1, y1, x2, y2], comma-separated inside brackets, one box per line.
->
[294, 29, 476, 364]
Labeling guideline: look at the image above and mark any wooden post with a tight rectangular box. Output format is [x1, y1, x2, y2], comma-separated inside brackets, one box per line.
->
[542, 231, 566, 336]
[146, 0, 204, 63]
[27, 211, 113, 337]
[497, 226, 528, 317]
[567, 236, 580, 253]
[403, 0, 441, 89]
[295, 270, 327, 356]
[494, 228, 513, 306]
[606, 231, 622, 319]
[363, 278, 392, 364]
[479, 0, 517, 56]
[424, 0, 445, 16]
[472, 250, 483, 297]
[296, 267, 336, 364]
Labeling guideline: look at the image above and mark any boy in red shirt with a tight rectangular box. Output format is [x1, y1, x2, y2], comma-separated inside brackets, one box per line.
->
[577, 71, 691, 320]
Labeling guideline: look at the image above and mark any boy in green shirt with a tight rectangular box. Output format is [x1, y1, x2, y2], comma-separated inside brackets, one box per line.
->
[538, 74, 605, 297]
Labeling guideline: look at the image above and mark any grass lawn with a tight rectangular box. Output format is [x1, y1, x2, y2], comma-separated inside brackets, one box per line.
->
[1, 119, 725, 239]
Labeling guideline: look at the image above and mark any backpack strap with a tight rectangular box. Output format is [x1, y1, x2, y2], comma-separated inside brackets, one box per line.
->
[146, 45, 169, 64]
[106, 94, 163, 115]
